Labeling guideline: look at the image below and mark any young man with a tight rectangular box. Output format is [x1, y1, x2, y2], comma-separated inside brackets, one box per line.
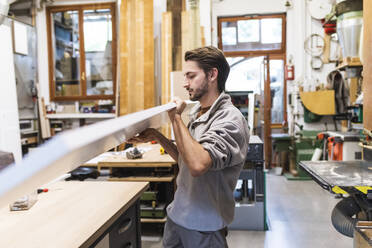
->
[130, 46, 250, 248]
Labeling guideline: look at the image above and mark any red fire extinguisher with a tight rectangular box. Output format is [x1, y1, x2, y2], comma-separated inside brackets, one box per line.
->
[285, 58, 295, 80]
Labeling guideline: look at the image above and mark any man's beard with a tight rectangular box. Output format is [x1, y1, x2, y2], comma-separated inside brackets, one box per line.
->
[189, 79, 209, 101]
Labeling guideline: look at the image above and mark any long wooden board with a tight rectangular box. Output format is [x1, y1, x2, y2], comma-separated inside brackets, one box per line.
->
[0, 102, 194, 208]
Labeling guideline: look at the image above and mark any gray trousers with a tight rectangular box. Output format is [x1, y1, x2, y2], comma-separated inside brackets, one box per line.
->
[162, 217, 228, 248]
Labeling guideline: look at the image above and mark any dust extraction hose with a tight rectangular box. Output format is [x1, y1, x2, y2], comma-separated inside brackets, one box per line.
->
[331, 197, 361, 238]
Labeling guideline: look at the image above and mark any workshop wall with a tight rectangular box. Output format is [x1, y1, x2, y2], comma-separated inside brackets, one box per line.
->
[0, 19, 22, 163]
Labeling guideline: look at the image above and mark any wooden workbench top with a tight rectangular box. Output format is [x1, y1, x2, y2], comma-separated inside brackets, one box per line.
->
[0, 181, 148, 248]
[87, 143, 177, 167]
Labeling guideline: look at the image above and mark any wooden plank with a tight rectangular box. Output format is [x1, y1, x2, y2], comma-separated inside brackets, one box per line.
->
[0, 181, 148, 248]
[349, 77, 359, 105]
[109, 176, 175, 182]
[98, 143, 176, 167]
[135, 0, 145, 113]
[363, 0, 372, 132]
[119, 0, 129, 115]
[144, 0, 154, 109]
[322, 34, 331, 63]
[167, 0, 183, 71]
[263, 57, 272, 168]
[200, 26, 205, 46]
[119, 0, 154, 116]
[181, 8, 201, 70]
[161, 12, 173, 138]
[99, 162, 174, 168]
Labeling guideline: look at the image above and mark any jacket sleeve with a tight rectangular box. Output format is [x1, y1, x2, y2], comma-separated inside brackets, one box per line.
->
[198, 121, 249, 170]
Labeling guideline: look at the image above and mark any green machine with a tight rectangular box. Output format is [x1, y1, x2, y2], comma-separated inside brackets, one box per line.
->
[140, 191, 167, 219]
[287, 130, 322, 180]
[272, 130, 322, 180]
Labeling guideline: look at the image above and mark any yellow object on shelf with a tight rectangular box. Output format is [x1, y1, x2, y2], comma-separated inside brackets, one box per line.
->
[299, 90, 335, 115]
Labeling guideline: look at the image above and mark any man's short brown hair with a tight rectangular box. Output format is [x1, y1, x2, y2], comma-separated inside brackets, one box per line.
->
[184, 46, 230, 93]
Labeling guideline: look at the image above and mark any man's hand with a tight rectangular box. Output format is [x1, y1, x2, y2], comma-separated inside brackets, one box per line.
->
[127, 128, 157, 144]
[168, 97, 186, 123]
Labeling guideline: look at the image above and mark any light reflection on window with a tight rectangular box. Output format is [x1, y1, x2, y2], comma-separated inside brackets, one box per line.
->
[261, 18, 282, 44]
[237, 19, 259, 42]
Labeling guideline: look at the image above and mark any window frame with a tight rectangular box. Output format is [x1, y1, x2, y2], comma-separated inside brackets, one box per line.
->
[217, 13, 286, 57]
[46, 3, 117, 101]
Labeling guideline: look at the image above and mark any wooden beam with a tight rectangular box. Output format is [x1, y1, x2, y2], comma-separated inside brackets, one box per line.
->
[0, 102, 194, 208]
[119, 0, 154, 116]
[363, 0, 372, 132]
[181, 4, 201, 70]
[144, 0, 155, 109]
[264, 57, 272, 168]
[167, 0, 183, 71]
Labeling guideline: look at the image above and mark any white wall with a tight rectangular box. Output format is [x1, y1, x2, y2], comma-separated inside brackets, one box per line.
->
[199, 0, 211, 45]
[0, 19, 22, 163]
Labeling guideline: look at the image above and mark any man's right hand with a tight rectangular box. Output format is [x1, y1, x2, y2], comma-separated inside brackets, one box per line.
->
[168, 97, 186, 123]
[127, 128, 157, 144]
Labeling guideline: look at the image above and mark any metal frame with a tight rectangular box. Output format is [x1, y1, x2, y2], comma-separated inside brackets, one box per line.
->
[0, 102, 193, 207]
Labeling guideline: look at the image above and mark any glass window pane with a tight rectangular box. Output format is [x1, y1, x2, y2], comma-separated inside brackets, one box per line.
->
[237, 19, 259, 42]
[225, 56, 264, 93]
[52, 10, 81, 97]
[83, 9, 113, 96]
[261, 18, 282, 44]
[221, 22, 237, 46]
[270, 59, 284, 123]
[220, 16, 283, 52]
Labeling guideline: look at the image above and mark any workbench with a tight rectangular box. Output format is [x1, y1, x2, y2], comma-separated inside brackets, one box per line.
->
[0, 181, 148, 248]
[84, 143, 177, 182]
[84, 143, 178, 224]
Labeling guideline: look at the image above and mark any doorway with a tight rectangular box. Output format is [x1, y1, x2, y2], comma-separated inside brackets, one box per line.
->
[218, 13, 287, 167]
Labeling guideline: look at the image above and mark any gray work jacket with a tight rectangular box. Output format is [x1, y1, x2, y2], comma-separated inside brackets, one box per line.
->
[167, 92, 250, 231]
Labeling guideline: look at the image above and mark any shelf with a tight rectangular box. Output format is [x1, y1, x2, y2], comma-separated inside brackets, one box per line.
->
[56, 79, 80, 83]
[336, 57, 362, 71]
[108, 176, 175, 182]
[98, 162, 175, 168]
[141, 217, 167, 223]
[54, 21, 73, 30]
[21, 130, 38, 135]
[46, 113, 116, 119]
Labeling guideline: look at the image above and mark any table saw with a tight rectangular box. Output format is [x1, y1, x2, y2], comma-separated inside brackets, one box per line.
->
[299, 160, 372, 245]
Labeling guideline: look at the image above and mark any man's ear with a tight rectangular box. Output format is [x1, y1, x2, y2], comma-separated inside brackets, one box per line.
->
[209, 68, 218, 82]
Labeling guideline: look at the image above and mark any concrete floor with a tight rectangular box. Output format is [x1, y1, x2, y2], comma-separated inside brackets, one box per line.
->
[142, 171, 353, 248]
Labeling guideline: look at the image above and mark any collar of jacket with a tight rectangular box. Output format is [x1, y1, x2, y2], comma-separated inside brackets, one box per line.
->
[189, 92, 231, 124]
